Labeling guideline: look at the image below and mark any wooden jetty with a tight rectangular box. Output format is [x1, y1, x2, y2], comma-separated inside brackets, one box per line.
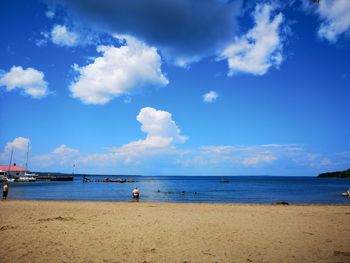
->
[37, 176, 74, 181]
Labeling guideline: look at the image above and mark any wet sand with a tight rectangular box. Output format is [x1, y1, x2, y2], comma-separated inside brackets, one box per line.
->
[0, 201, 349, 262]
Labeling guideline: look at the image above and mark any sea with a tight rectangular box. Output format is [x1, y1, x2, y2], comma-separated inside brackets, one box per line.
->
[7, 175, 350, 204]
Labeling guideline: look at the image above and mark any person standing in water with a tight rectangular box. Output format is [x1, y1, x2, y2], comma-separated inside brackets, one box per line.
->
[3, 183, 9, 200]
[132, 187, 140, 200]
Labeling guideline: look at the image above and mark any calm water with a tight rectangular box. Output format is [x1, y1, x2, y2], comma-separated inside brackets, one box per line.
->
[6, 176, 350, 204]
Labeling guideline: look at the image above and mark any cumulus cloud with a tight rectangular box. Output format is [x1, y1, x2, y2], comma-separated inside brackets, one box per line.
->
[51, 24, 78, 46]
[50, 0, 242, 66]
[203, 91, 219, 103]
[0, 137, 30, 166]
[31, 107, 186, 168]
[51, 144, 79, 164]
[316, 0, 350, 42]
[69, 35, 169, 104]
[93, 107, 187, 164]
[137, 107, 187, 144]
[33, 144, 79, 166]
[221, 4, 285, 75]
[0, 66, 49, 98]
[37, 23, 105, 48]
[52, 144, 79, 155]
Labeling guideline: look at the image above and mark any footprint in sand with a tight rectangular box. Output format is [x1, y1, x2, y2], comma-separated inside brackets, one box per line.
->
[0, 225, 18, 231]
[37, 216, 75, 222]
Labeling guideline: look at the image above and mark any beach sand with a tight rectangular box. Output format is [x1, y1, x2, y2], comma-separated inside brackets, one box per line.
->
[0, 201, 349, 263]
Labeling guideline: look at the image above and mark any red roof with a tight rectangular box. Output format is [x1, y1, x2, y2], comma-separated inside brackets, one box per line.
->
[0, 165, 27, 172]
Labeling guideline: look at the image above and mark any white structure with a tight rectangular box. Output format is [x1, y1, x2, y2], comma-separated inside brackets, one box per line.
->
[0, 164, 27, 178]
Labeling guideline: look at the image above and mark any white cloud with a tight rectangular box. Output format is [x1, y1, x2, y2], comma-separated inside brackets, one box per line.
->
[33, 144, 79, 167]
[52, 144, 79, 156]
[0, 66, 49, 98]
[84, 107, 187, 164]
[137, 107, 187, 144]
[243, 154, 277, 166]
[221, 4, 285, 76]
[316, 0, 350, 42]
[69, 35, 169, 104]
[37, 22, 102, 48]
[31, 107, 186, 168]
[203, 91, 219, 103]
[0, 137, 30, 166]
[200, 146, 235, 155]
[51, 25, 78, 47]
[45, 10, 55, 19]
[179, 144, 301, 170]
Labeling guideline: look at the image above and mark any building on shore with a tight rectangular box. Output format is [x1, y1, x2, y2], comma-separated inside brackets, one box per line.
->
[0, 164, 27, 178]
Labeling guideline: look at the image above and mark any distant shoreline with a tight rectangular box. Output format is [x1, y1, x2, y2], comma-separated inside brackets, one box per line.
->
[318, 169, 350, 178]
[35, 172, 322, 177]
[3, 200, 350, 206]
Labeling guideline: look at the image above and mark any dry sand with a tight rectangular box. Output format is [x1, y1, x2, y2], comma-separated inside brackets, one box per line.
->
[0, 201, 349, 263]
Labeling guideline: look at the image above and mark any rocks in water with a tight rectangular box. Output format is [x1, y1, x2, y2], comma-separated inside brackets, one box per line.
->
[95, 178, 135, 183]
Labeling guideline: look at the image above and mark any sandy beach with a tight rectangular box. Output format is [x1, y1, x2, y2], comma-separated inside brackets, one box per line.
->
[0, 201, 349, 263]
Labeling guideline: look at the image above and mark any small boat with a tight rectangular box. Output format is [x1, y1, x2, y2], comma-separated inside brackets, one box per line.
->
[341, 191, 350, 197]
[0, 171, 9, 182]
[15, 177, 36, 182]
[25, 172, 38, 178]
[220, 178, 230, 183]
[0, 171, 14, 182]
[16, 143, 38, 182]
[15, 175, 37, 182]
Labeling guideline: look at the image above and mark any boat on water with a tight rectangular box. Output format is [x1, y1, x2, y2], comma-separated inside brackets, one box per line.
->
[12, 143, 38, 182]
[220, 178, 230, 183]
[341, 189, 350, 197]
[0, 170, 9, 182]
[0, 143, 38, 183]
[0, 171, 16, 182]
[15, 175, 37, 182]
[15, 171, 38, 182]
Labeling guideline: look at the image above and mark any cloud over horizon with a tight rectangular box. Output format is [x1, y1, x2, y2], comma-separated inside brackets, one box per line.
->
[2, 136, 349, 176]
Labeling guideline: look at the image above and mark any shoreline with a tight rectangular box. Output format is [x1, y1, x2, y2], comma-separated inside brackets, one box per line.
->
[1, 201, 350, 262]
[3, 199, 350, 205]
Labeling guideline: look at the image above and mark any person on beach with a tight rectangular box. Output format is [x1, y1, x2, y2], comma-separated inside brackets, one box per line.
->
[3, 183, 8, 200]
[132, 187, 140, 199]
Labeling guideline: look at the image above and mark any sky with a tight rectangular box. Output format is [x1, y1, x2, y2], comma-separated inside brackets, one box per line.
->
[0, 0, 349, 176]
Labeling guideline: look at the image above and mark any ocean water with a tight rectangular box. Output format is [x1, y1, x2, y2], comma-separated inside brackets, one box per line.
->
[6, 176, 350, 204]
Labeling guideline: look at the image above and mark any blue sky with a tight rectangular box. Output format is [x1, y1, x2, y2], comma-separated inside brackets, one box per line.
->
[0, 0, 349, 176]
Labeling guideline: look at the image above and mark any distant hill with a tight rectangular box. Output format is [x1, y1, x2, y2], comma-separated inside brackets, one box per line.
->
[318, 169, 350, 178]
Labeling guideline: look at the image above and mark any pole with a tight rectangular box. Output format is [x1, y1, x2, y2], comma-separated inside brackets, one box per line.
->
[25, 142, 30, 171]
[8, 148, 14, 177]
